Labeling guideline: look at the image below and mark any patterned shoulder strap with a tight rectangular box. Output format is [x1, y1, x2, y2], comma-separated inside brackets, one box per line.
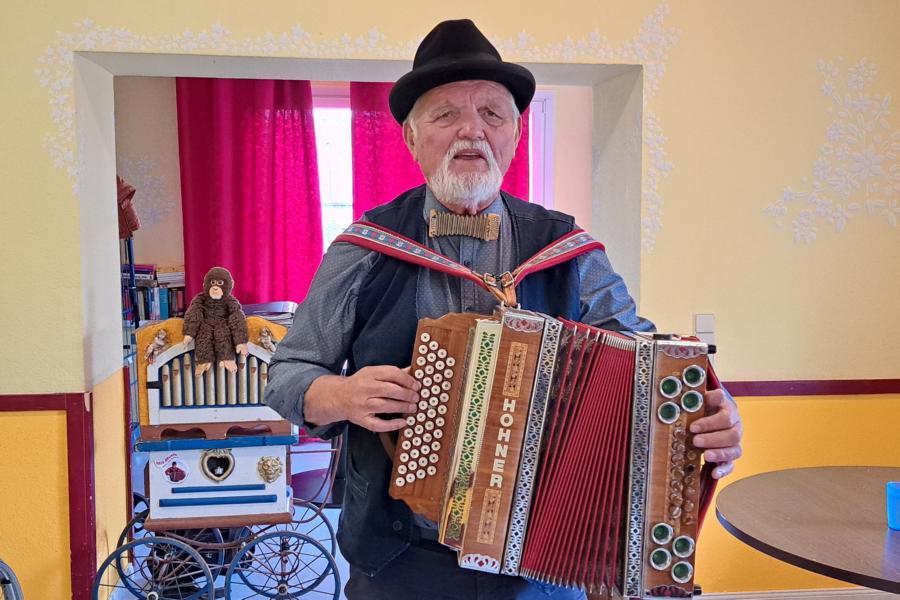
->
[334, 221, 605, 306]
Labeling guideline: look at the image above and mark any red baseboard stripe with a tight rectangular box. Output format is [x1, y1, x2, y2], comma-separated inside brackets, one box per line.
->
[0, 393, 96, 600]
[724, 379, 900, 397]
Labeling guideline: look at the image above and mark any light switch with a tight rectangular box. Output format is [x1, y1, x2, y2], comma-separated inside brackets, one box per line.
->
[694, 313, 715, 334]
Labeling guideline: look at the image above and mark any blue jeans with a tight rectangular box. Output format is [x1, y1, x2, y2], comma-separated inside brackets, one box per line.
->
[344, 540, 586, 600]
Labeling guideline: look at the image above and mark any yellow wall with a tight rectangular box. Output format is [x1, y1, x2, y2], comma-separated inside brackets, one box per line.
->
[0, 410, 71, 599]
[699, 394, 900, 591]
[92, 370, 128, 574]
[2, 0, 899, 594]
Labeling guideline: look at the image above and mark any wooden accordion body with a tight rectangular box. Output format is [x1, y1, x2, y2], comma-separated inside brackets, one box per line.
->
[388, 308, 711, 598]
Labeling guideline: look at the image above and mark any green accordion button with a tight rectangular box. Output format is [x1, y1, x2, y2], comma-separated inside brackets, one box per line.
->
[658, 401, 681, 425]
[681, 391, 703, 413]
[683, 365, 706, 387]
[652, 522, 674, 544]
[650, 548, 672, 570]
[660, 376, 682, 398]
[671, 561, 693, 583]
[673, 535, 695, 558]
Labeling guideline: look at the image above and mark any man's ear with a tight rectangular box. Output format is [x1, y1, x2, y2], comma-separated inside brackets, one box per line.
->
[514, 113, 523, 146]
[402, 121, 417, 158]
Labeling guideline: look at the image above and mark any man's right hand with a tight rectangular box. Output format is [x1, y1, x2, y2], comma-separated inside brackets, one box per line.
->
[303, 365, 420, 433]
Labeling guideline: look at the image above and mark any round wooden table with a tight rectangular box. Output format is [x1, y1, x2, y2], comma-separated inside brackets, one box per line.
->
[716, 466, 900, 594]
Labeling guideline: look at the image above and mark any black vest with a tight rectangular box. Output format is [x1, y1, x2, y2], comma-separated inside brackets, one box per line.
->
[337, 185, 582, 574]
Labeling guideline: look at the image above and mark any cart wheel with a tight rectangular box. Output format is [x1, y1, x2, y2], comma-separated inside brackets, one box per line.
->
[0, 559, 25, 600]
[252, 500, 336, 556]
[117, 508, 150, 548]
[93, 536, 215, 600]
[224, 531, 339, 599]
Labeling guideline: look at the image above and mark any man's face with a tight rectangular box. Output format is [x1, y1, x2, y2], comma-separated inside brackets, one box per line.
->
[404, 80, 521, 214]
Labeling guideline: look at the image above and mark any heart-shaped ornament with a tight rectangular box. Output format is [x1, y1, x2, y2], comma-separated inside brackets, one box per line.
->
[200, 449, 235, 482]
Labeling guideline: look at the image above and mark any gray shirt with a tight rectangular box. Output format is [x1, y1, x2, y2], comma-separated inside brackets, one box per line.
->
[265, 188, 654, 434]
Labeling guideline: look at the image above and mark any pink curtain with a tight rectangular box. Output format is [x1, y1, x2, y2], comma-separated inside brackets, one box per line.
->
[176, 78, 323, 304]
[350, 82, 424, 219]
[350, 82, 530, 218]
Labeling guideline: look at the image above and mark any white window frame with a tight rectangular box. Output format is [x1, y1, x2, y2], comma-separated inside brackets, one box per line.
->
[529, 90, 555, 208]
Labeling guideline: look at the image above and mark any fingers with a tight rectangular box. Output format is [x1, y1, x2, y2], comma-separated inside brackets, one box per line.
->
[702, 444, 743, 463]
[366, 397, 418, 415]
[692, 426, 742, 450]
[691, 390, 739, 434]
[361, 415, 409, 433]
[366, 365, 421, 391]
[370, 381, 420, 405]
[710, 460, 735, 479]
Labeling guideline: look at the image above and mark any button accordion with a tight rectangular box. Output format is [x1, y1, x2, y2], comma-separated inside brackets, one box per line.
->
[387, 307, 715, 599]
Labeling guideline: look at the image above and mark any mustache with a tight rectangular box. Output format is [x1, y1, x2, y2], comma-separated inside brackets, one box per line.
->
[442, 140, 498, 169]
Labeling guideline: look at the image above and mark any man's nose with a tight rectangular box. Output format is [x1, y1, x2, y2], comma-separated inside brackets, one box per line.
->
[456, 109, 485, 140]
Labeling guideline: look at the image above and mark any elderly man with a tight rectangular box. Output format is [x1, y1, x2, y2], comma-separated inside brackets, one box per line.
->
[266, 19, 742, 600]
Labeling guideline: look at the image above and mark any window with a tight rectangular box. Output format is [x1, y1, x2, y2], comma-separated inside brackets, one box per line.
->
[312, 83, 554, 251]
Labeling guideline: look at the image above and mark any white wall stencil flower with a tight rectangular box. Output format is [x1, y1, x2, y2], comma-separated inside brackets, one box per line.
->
[117, 154, 175, 228]
[765, 58, 900, 242]
[37, 3, 679, 250]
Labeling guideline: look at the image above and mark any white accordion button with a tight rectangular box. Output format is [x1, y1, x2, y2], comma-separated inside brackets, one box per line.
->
[399, 452, 409, 462]
[396, 477, 405, 487]
[416, 469, 426, 479]
[416, 357, 426, 366]
[429, 397, 439, 407]
[416, 412, 426, 422]
[435, 416, 445, 427]
[398, 464, 407, 475]
[434, 429, 444, 439]
[431, 385, 441, 395]
[420, 333, 431, 343]
[426, 408, 437, 419]
[427, 465, 437, 476]
[429, 453, 440, 464]
[401, 440, 411, 450]
[433, 373, 443, 383]
[424, 420, 435, 431]
[422, 377, 432, 387]
[406, 416, 416, 426]
[421, 388, 431, 399]
[421, 445, 430, 455]
[418, 345, 428, 355]
[403, 429, 413, 438]
[435, 360, 445, 370]
[410, 448, 420, 459]
[406, 473, 416, 484]
[439, 393, 449, 402]
[414, 424, 424, 434]
[441, 381, 452, 391]
[407, 461, 417, 472]
[425, 365, 435, 375]
[426, 352, 436, 362]
[446, 357, 456, 367]
[411, 436, 422, 447]
[437, 349, 447, 359]
[414, 369, 424, 379]
[423, 432, 432, 443]
[437, 404, 448, 415]
[418, 457, 428, 468]
[429, 341, 439, 351]
[431, 441, 442, 452]
[444, 369, 454, 379]
[418, 400, 428, 411]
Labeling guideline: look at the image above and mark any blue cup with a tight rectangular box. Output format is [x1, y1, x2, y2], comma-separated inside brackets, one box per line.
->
[888, 482, 900, 530]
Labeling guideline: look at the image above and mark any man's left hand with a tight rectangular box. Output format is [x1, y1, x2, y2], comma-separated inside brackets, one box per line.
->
[689, 388, 743, 479]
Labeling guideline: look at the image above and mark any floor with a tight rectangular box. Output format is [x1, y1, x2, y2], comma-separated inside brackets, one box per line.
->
[113, 439, 351, 599]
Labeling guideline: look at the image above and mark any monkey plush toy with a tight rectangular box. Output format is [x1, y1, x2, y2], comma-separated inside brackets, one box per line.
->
[183, 267, 249, 375]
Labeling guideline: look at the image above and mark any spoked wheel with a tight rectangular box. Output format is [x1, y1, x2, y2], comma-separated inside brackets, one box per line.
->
[252, 500, 336, 556]
[115, 512, 227, 582]
[0, 559, 25, 600]
[224, 531, 340, 600]
[93, 536, 216, 600]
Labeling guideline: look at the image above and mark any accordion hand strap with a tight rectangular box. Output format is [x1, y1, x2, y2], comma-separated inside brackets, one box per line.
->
[696, 365, 723, 533]
[335, 221, 605, 305]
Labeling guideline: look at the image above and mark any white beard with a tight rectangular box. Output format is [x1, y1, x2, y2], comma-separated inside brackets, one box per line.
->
[427, 140, 503, 214]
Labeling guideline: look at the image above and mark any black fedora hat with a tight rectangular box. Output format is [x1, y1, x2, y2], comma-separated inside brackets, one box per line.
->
[389, 19, 535, 124]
